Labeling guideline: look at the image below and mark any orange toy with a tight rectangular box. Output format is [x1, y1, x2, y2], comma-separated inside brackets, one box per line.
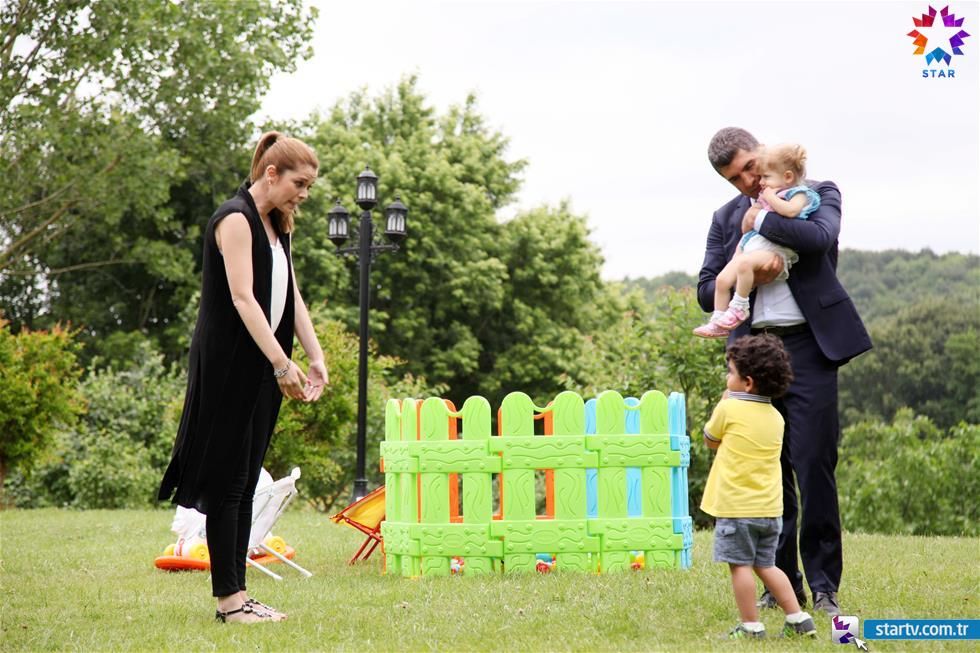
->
[154, 543, 297, 572]
[154, 467, 311, 580]
[330, 485, 386, 564]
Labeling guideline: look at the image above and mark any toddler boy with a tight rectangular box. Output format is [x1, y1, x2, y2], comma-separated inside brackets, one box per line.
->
[702, 334, 816, 639]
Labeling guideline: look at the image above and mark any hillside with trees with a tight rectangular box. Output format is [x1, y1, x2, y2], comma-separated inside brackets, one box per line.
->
[625, 249, 980, 429]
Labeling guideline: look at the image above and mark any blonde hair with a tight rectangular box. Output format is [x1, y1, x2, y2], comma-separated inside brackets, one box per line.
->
[760, 143, 808, 186]
[249, 131, 319, 233]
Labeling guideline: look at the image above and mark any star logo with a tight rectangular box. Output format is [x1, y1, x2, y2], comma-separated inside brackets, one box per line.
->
[907, 5, 971, 65]
[833, 615, 859, 645]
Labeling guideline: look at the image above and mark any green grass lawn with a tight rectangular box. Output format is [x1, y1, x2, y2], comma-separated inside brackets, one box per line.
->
[1, 508, 977, 652]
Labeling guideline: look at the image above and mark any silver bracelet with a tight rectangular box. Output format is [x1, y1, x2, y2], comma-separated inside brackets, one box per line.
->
[273, 360, 291, 378]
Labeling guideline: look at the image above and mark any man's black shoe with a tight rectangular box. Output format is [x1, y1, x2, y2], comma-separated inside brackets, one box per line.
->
[757, 588, 808, 609]
[813, 591, 842, 616]
[757, 590, 778, 609]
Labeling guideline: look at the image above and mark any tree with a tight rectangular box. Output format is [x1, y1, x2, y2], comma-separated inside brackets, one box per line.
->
[289, 79, 634, 409]
[836, 249, 978, 322]
[839, 299, 980, 428]
[291, 78, 527, 404]
[478, 202, 613, 405]
[0, 320, 83, 487]
[1, 0, 317, 360]
[567, 287, 727, 527]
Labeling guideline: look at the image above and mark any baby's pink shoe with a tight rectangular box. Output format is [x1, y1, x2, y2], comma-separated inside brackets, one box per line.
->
[693, 321, 731, 339]
[716, 306, 749, 330]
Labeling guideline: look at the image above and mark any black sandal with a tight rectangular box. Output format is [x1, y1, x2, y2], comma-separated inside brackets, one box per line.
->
[245, 598, 286, 620]
[215, 603, 262, 623]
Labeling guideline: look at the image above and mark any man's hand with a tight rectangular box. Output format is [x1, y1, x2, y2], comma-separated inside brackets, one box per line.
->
[742, 203, 761, 234]
[755, 253, 785, 285]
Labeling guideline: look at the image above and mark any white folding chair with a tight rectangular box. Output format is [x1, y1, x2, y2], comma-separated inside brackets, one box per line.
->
[245, 466, 312, 581]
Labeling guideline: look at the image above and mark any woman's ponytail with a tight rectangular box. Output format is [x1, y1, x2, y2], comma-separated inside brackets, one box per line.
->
[250, 131, 285, 183]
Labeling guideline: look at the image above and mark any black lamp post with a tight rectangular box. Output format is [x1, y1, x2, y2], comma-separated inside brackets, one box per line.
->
[328, 166, 408, 502]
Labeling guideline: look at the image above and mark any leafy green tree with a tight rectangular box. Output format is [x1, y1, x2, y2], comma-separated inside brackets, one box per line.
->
[292, 78, 525, 403]
[292, 80, 632, 409]
[478, 203, 613, 405]
[840, 299, 980, 428]
[1, 0, 317, 360]
[0, 320, 83, 487]
[837, 249, 979, 322]
[567, 287, 726, 527]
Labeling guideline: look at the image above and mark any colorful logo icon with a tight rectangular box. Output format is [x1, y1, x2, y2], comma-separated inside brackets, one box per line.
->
[907, 5, 971, 65]
[833, 615, 860, 645]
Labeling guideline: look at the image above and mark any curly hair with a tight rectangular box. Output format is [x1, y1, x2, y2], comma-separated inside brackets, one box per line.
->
[726, 334, 794, 398]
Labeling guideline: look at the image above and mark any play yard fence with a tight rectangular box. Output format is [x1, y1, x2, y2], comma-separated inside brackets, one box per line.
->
[380, 390, 692, 576]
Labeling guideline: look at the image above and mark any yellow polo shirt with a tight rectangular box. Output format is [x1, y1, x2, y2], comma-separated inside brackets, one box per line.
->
[700, 393, 784, 518]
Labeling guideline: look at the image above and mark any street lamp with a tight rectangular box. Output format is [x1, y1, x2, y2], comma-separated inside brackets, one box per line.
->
[329, 166, 408, 502]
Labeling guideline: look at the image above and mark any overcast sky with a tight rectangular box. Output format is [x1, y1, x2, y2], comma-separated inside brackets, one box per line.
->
[260, 0, 980, 279]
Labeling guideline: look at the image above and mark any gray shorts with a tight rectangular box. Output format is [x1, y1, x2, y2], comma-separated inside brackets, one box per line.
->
[713, 517, 783, 567]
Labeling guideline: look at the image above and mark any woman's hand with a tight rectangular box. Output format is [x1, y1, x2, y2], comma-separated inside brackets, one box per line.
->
[304, 359, 329, 402]
[276, 361, 309, 400]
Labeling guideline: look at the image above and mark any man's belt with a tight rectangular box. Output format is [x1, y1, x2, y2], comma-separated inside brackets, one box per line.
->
[750, 323, 809, 337]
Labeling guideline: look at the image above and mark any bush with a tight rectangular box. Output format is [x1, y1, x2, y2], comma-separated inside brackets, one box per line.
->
[838, 409, 978, 536]
[12, 337, 183, 508]
[67, 429, 160, 509]
[0, 321, 83, 490]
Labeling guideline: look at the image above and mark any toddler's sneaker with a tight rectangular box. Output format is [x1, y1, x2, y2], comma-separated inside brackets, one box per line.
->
[715, 306, 749, 330]
[693, 321, 730, 339]
[727, 624, 766, 639]
[782, 617, 817, 638]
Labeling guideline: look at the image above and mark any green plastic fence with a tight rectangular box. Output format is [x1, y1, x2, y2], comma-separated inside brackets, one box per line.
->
[380, 390, 692, 576]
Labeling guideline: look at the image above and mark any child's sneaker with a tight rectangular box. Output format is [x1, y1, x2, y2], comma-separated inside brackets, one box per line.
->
[727, 624, 766, 639]
[693, 321, 730, 338]
[715, 306, 749, 330]
[782, 617, 817, 638]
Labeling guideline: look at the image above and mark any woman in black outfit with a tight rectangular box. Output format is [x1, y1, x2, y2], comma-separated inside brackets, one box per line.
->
[159, 132, 328, 624]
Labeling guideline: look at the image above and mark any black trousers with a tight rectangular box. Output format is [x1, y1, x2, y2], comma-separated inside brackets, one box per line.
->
[206, 375, 278, 597]
[771, 328, 843, 595]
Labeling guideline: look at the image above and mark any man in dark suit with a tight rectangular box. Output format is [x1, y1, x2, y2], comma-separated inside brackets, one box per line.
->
[697, 127, 872, 616]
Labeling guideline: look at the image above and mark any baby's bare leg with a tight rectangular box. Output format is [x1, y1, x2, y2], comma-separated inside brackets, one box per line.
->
[733, 251, 782, 297]
[714, 259, 740, 312]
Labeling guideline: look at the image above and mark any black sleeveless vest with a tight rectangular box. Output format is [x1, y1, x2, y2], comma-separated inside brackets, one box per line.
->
[158, 182, 295, 513]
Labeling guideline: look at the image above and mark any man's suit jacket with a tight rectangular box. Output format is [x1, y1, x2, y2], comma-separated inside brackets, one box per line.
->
[696, 180, 872, 365]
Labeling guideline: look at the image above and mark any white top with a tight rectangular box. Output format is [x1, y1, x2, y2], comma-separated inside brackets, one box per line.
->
[751, 211, 806, 327]
[270, 241, 288, 332]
